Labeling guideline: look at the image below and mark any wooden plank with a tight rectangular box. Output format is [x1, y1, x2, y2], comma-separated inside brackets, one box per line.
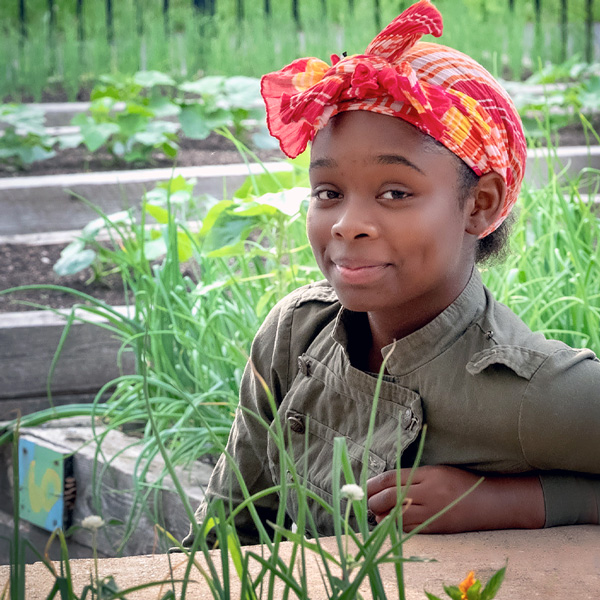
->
[0, 308, 135, 401]
[0, 162, 292, 235]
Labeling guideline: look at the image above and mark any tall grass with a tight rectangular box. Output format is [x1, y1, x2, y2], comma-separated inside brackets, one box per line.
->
[1, 0, 598, 101]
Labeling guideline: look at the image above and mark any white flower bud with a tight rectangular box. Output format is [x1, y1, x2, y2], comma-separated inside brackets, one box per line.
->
[340, 484, 364, 501]
[81, 515, 105, 530]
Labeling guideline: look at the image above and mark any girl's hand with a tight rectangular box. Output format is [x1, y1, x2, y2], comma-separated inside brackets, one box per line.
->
[366, 465, 545, 533]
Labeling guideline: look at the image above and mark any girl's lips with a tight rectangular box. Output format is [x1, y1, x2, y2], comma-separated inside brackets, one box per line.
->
[333, 263, 389, 285]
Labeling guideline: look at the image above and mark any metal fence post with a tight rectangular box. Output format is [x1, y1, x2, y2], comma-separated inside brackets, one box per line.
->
[106, 0, 114, 44]
[586, 0, 594, 62]
[374, 0, 381, 30]
[561, 0, 568, 61]
[163, 0, 170, 33]
[19, 0, 27, 39]
[192, 0, 215, 14]
[77, 0, 84, 42]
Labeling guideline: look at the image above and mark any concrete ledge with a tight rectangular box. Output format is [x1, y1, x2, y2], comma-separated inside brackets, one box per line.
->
[2, 526, 598, 598]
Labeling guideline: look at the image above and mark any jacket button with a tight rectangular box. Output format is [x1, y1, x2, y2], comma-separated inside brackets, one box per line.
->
[297, 356, 311, 376]
[287, 414, 305, 434]
[401, 408, 413, 428]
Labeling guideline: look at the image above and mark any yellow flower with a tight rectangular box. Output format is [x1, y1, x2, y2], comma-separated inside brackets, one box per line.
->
[459, 571, 477, 600]
[292, 58, 329, 91]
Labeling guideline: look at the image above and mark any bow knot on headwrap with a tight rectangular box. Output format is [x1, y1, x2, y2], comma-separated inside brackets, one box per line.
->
[261, 0, 527, 237]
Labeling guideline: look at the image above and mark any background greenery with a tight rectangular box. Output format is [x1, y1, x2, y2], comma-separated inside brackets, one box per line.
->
[1, 0, 599, 101]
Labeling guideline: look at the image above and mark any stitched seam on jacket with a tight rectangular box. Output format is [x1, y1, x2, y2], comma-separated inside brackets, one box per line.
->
[517, 349, 561, 468]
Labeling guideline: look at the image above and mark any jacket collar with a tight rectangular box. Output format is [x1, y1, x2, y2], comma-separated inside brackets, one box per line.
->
[331, 267, 487, 376]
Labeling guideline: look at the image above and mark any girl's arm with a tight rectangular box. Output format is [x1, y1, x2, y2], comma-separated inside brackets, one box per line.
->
[366, 466, 599, 532]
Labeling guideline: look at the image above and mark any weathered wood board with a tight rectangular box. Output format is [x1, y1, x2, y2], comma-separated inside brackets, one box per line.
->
[0, 162, 293, 235]
[0, 308, 135, 413]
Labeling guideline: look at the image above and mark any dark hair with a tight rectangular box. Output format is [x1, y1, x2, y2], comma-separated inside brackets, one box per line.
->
[456, 161, 513, 264]
[423, 134, 513, 264]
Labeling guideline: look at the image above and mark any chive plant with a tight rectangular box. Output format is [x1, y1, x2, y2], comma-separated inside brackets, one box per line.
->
[0, 123, 598, 557]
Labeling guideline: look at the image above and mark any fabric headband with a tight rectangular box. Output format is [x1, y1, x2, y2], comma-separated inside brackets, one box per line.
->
[260, 0, 526, 238]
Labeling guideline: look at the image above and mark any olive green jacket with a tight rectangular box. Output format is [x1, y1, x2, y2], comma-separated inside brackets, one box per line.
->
[190, 269, 600, 546]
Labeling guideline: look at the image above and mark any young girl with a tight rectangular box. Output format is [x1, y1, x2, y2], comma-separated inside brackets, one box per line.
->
[187, 0, 600, 546]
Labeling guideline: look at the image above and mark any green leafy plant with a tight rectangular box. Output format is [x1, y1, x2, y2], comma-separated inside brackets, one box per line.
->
[0, 104, 56, 169]
[178, 75, 275, 149]
[71, 100, 179, 164]
[53, 176, 214, 282]
[425, 568, 506, 600]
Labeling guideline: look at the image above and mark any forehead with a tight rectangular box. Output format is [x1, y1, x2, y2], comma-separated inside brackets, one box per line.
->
[310, 111, 459, 174]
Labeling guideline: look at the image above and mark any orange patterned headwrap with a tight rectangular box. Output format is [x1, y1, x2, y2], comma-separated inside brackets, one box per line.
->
[260, 0, 526, 238]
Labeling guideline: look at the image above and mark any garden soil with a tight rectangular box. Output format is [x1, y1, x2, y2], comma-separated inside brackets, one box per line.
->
[0, 136, 285, 312]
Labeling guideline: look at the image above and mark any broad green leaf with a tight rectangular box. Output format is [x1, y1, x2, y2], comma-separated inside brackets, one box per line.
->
[254, 187, 310, 216]
[232, 202, 278, 218]
[252, 128, 279, 150]
[59, 239, 86, 258]
[142, 237, 167, 261]
[156, 175, 195, 195]
[57, 133, 83, 149]
[179, 104, 211, 140]
[442, 585, 463, 600]
[176, 230, 193, 262]
[179, 76, 225, 96]
[203, 214, 256, 253]
[80, 122, 119, 152]
[82, 210, 131, 237]
[234, 171, 298, 199]
[466, 579, 482, 600]
[480, 566, 506, 600]
[71, 113, 92, 127]
[90, 96, 117, 114]
[134, 70, 176, 88]
[117, 112, 150, 137]
[223, 76, 261, 108]
[134, 130, 167, 146]
[162, 141, 178, 158]
[199, 200, 234, 236]
[123, 102, 155, 118]
[18, 145, 56, 164]
[53, 248, 96, 275]
[145, 203, 170, 224]
[112, 140, 126, 156]
[206, 240, 246, 258]
[204, 107, 233, 129]
[148, 96, 181, 118]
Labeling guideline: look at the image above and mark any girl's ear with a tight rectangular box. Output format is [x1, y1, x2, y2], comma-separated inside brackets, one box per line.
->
[465, 171, 506, 236]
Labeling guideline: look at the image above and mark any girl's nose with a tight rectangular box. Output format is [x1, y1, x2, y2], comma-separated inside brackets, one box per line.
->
[331, 200, 378, 240]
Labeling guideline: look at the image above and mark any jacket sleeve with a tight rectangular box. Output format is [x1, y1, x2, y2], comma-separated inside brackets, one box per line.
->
[184, 288, 300, 547]
[518, 346, 600, 526]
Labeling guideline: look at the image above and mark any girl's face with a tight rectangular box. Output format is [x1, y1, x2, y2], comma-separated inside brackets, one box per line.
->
[307, 111, 478, 337]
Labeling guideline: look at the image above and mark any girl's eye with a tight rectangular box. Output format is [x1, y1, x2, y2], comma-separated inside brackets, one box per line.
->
[380, 190, 410, 201]
[312, 189, 341, 202]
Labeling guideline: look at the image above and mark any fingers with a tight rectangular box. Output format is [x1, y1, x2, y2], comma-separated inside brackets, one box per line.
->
[367, 468, 424, 521]
[366, 467, 416, 497]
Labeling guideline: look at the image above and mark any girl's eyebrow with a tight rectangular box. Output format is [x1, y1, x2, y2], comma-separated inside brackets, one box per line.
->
[309, 154, 424, 174]
[376, 154, 424, 174]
